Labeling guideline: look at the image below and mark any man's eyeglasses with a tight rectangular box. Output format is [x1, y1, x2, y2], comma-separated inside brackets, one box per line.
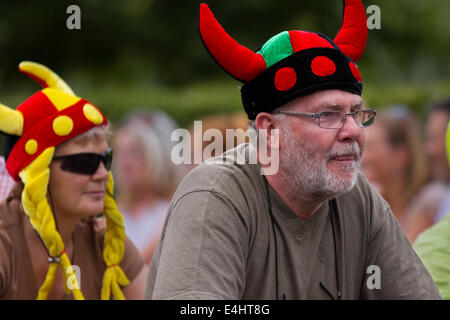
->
[278, 109, 376, 129]
[53, 148, 113, 175]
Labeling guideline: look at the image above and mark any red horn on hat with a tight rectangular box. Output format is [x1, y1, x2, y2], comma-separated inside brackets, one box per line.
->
[199, 3, 267, 83]
[333, 0, 368, 62]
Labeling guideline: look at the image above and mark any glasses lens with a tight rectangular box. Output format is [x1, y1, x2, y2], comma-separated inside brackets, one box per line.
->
[60, 154, 100, 175]
[319, 111, 344, 129]
[360, 110, 375, 127]
[58, 149, 113, 175]
[102, 149, 113, 171]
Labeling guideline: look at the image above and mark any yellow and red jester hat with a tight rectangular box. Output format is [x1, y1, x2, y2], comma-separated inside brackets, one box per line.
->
[0, 62, 107, 181]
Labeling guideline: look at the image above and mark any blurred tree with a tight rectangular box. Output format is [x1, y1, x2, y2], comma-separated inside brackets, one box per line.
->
[0, 0, 449, 129]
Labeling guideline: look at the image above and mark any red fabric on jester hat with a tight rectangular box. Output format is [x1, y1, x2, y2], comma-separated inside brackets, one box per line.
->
[6, 91, 106, 181]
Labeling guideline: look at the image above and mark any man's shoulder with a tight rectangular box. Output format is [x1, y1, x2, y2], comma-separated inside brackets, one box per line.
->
[340, 173, 388, 207]
[174, 144, 263, 199]
[336, 173, 391, 230]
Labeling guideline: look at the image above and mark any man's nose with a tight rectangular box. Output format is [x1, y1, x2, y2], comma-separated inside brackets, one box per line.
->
[337, 114, 363, 142]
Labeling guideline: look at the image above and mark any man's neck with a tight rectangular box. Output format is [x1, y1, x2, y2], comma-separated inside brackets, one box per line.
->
[264, 173, 327, 221]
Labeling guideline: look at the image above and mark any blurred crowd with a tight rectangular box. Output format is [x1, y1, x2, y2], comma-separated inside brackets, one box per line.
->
[361, 100, 450, 243]
[0, 99, 448, 262]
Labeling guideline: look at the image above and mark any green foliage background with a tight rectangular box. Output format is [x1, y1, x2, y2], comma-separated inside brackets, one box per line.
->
[0, 0, 449, 130]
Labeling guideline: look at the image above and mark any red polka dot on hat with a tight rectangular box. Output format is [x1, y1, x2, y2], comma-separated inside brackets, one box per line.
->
[274, 67, 297, 91]
[349, 62, 362, 82]
[311, 56, 336, 77]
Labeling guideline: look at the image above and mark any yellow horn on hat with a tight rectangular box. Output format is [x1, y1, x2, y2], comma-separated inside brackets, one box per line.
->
[0, 103, 23, 136]
[19, 61, 75, 96]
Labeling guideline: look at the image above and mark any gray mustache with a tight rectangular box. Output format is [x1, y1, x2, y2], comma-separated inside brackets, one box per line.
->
[327, 143, 361, 160]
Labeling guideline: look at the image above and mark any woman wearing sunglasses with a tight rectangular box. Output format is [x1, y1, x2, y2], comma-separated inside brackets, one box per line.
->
[0, 62, 147, 300]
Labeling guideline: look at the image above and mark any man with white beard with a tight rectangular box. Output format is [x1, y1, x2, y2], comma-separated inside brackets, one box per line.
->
[272, 90, 366, 219]
[145, 1, 440, 300]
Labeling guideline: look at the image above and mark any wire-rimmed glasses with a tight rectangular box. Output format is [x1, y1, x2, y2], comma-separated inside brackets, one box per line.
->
[278, 109, 376, 129]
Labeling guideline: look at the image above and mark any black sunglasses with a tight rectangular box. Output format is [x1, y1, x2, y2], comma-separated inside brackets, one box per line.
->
[53, 148, 113, 175]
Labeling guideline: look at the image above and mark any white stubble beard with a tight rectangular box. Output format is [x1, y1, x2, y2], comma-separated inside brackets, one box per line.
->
[280, 128, 362, 201]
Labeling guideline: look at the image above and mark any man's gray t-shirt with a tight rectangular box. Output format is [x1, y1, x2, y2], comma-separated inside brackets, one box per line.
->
[145, 144, 440, 299]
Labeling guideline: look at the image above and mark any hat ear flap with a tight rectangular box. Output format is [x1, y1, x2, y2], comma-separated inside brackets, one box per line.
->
[0, 103, 23, 136]
[18, 61, 75, 95]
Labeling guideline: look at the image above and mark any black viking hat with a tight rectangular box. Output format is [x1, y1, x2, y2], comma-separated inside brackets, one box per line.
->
[199, 0, 368, 120]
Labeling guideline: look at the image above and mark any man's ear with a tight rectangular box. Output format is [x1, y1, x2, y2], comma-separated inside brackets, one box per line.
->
[255, 112, 280, 150]
[254, 112, 273, 130]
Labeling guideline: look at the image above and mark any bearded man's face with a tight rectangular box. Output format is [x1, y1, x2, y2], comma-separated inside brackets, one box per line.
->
[278, 89, 365, 198]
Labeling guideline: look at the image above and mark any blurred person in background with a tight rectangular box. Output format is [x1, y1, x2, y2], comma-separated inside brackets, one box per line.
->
[113, 110, 187, 264]
[423, 99, 450, 223]
[361, 105, 432, 242]
[187, 111, 249, 170]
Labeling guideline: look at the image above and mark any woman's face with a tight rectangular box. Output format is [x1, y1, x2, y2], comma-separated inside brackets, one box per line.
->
[48, 137, 110, 219]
